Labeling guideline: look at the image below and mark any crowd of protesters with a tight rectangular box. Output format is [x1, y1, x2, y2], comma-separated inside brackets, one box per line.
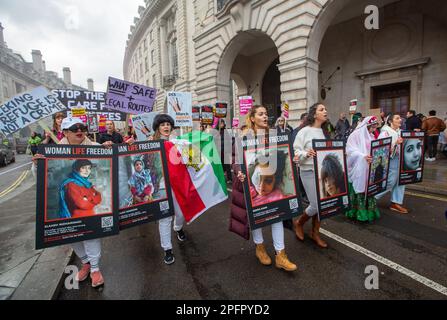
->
[28, 105, 446, 287]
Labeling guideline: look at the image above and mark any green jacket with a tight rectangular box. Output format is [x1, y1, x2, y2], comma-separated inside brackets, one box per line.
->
[28, 136, 42, 146]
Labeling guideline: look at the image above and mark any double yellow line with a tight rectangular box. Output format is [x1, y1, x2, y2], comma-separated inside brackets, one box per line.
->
[0, 170, 29, 198]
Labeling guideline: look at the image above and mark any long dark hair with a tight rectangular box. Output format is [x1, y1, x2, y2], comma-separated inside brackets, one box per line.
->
[321, 153, 346, 197]
[303, 103, 330, 138]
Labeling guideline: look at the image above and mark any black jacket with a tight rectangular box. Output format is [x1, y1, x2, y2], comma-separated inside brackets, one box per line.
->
[406, 116, 422, 131]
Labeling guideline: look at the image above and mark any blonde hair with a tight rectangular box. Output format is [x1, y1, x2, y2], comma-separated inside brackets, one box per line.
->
[244, 105, 267, 136]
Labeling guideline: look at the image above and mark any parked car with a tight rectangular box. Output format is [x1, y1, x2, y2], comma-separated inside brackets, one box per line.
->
[15, 137, 28, 154]
[0, 143, 15, 166]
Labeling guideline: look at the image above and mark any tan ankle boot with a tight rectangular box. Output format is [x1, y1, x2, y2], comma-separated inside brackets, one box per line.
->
[275, 250, 297, 272]
[293, 213, 311, 241]
[255, 244, 272, 266]
[310, 216, 328, 248]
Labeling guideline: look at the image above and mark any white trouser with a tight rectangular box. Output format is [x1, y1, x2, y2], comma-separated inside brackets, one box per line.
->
[173, 210, 184, 232]
[252, 222, 285, 252]
[300, 170, 319, 217]
[158, 216, 173, 251]
[71, 239, 101, 272]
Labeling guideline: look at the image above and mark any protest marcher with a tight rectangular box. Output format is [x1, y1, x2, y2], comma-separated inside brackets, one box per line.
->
[28, 132, 42, 156]
[292, 103, 330, 248]
[42, 112, 65, 145]
[275, 116, 292, 135]
[218, 119, 233, 183]
[335, 113, 350, 140]
[124, 126, 137, 143]
[99, 120, 124, 145]
[406, 110, 422, 131]
[150, 114, 186, 265]
[345, 116, 381, 222]
[231, 105, 297, 271]
[32, 117, 105, 288]
[422, 110, 446, 162]
[375, 114, 408, 214]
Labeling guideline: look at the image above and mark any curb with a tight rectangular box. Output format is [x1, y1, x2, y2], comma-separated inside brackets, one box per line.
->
[406, 184, 447, 196]
[11, 247, 74, 300]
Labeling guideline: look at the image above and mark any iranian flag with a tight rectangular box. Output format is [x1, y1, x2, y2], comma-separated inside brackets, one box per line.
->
[165, 131, 228, 223]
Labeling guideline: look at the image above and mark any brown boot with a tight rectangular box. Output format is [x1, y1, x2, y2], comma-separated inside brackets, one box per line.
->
[255, 244, 272, 266]
[293, 213, 311, 241]
[275, 250, 297, 272]
[310, 216, 328, 248]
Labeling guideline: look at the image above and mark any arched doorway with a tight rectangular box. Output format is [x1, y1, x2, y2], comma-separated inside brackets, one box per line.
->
[262, 57, 281, 125]
[308, 0, 447, 120]
[216, 30, 280, 125]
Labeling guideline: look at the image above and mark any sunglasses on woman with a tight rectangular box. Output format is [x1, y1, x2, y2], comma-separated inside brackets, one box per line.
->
[67, 124, 88, 133]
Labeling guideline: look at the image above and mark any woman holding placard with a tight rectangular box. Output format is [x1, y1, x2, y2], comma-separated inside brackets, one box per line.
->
[231, 105, 297, 272]
[345, 116, 381, 222]
[292, 103, 329, 248]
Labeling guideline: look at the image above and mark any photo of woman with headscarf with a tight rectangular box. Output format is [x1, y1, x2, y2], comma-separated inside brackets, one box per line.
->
[248, 150, 288, 207]
[320, 153, 347, 198]
[128, 159, 154, 204]
[58, 159, 102, 219]
[403, 138, 423, 171]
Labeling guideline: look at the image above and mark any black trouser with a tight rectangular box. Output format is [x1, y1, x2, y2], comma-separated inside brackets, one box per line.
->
[427, 135, 439, 158]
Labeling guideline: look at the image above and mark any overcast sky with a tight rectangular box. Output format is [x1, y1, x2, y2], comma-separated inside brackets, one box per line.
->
[0, 0, 144, 92]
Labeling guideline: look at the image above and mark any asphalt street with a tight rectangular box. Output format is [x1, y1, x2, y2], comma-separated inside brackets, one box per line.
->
[58, 188, 447, 300]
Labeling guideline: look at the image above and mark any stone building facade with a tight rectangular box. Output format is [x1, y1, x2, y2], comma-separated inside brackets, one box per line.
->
[124, 0, 447, 126]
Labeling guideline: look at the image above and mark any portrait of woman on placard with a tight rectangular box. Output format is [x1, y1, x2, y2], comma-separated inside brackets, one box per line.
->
[128, 159, 154, 204]
[403, 138, 423, 171]
[320, 153, 346, 198]
[58, 159, 102, 219]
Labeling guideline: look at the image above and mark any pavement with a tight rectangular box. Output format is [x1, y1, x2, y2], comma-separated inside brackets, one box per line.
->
[405, 157, 447, 195]
[0, 155, 73, 300]
[0, 154, 446, 300]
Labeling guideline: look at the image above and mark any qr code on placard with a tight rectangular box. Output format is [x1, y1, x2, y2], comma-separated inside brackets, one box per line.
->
[160, 201, 169, 211]
[289, 198, 298, 210]
[342, 196, 349, 205]
[101, 216, 113, 228]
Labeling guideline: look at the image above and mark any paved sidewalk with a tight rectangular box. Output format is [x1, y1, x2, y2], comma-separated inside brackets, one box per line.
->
[0, 176, 72, 300]
[406, 157, 447, 195]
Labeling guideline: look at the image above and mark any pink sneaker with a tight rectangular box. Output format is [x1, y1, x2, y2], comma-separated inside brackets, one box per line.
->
[90, 271, 104, 288]
[75, 263, 91, 282]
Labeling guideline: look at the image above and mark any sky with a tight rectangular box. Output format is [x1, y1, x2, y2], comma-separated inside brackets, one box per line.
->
[0, 0, 144, 92]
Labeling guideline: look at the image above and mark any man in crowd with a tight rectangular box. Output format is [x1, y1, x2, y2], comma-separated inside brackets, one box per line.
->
[422, 110, 446, 162]
[406, 110, 422, 131]
[99, 120, 124, 146]
[335, 113, 350, 139]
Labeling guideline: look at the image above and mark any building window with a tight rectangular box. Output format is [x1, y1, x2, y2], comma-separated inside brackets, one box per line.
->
[145, 57, 149, 72]
[217, 0, 233, 12]
[152, 74, 156, 88]
[170, 39, 178, 78]
[151, 49, 155, 65]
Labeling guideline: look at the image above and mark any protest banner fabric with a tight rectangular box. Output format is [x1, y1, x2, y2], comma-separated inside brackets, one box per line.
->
[35, 145, 119, 249]
[166, 131, 228, 223]
[239, 133, 303, 229]
[52, 89, 126, 121]
[105, 77, 157, 115]
[0, 86, 66, 136]
[167, 92, 193, 127]
[115, 141, 174, 230]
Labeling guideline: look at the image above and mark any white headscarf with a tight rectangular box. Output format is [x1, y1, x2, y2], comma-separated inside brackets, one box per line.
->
[346, 116, 377, 193]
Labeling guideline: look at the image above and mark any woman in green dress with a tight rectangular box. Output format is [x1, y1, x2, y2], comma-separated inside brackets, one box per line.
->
[345, 116, 380, 222]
